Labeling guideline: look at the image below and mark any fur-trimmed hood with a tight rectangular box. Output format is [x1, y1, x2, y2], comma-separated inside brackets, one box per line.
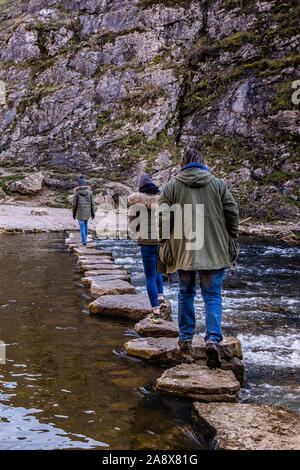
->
[128, 192, 160, 209]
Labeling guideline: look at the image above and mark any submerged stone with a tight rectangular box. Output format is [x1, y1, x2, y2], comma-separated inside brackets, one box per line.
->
[89, 294, 152, 320]
[192, 402, 300, 450]
[90, 279, 136, 298]
[134, 316, 179, 338]
[156, 364, 240, 402]
[82, 273, 131, 287]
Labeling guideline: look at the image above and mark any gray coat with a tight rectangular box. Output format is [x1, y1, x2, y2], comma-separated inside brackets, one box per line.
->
[72, 186, 95, 221]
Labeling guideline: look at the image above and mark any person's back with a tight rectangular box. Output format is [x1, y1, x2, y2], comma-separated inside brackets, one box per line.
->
[158, 148, 239, 367]
[128, 174, 169, 324]
[72, 175, 95, 246]
[159, 164, 239, 272]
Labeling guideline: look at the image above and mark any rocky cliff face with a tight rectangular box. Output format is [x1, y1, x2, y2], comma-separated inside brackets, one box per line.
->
[0, 0, 299, 220]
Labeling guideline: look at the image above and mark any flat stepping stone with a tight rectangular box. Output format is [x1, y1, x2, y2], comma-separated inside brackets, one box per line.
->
[83, 269, 128, 277]
[78, 258, 113, 266]
[155, 364, 240, 402]
[124, 336, 242, 363]
[193, 402, 300, 450]
[82, 274, 131, 287]
[74, 248, 112, 257]
[89, 294, 152, 320]
[80, 263, 124, 272]
[68, 242, 97, 249]
[135, 316, 179, 338]
[90, 279, 136, 298]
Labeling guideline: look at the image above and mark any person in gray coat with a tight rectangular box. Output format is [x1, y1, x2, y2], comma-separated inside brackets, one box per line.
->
[72, 175, 95, 245]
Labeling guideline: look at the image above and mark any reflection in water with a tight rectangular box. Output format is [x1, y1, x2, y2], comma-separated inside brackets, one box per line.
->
[0, 234, 299, 449]
[0, 234, 203, 450]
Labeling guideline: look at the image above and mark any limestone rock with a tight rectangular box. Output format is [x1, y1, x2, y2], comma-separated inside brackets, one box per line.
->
[134, 316, 179, 338]
[124, 336, 242, 363]
[9, 173, 44, 195]
[77, 257, 113, 266]
[82, 273, 131, 287]
[193, 403, 300, 450]
[156, 364, 240, 402]
[90, 279, 136, 298]
[2, 23, 40, 63]
[73, 247, 112, 256]
[0, 188, 7, 201]
[83, 269, 127, 277]
[30, 209, 49, 216]
[80, 263, 124, 272]
[89, 294, 152, 320]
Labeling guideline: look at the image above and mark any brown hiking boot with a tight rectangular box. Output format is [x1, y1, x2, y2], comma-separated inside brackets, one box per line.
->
[175, 339, 195, 364]
[159, 298, 171, 321]
[205, 342, 222, 369]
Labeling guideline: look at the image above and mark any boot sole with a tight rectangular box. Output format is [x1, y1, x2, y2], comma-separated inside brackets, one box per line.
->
[205, 347, 222, 369]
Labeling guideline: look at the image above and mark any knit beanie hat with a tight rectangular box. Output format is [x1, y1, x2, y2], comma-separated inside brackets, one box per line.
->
[138, 174, 153, 190]
[78, 175, 86, 186]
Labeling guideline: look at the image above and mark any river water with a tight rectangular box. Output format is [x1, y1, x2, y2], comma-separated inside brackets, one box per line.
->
[0, 233, 299, 450]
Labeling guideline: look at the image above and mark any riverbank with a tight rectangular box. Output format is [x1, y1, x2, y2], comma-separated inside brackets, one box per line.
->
[0, 204, 299, 244]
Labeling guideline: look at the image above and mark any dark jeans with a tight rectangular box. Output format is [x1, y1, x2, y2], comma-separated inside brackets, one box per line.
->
[140, 244, 164, 309]
[178, 268, 225, 344]
[78, 220, 88, 245]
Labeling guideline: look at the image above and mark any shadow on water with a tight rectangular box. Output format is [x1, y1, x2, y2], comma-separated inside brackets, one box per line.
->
[0, 233, 208, 450]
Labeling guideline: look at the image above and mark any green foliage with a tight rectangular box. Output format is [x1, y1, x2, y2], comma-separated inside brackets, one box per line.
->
[0, 174, 24, 191]
[270, 82, 297, 114]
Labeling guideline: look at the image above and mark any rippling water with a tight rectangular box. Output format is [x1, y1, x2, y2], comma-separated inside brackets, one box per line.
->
[0, 233, 299, 450]
[100, 237, 300, 414]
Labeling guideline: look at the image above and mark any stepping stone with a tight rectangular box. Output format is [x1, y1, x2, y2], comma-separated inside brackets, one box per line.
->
[135, 316, 179, 338]
[155, 364, 240, 402]
[78, 258, 113, 266]
[68, 242, 97, 249]
[192, 403, 300, 450]
[83, 269, 128, 277]
[80, 263, 124, 272]
[89, 294, 152, 320]
[90, 279, 136, 298]
[74, 248, 112, 257]
[124, 336, 242, 363]
[82, 274, 131, 287]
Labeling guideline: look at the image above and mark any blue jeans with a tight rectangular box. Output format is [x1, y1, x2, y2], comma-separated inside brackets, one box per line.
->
[140, 245, 164, 309]
[178, 268, 225, 344]
[78, 220, 88, 245]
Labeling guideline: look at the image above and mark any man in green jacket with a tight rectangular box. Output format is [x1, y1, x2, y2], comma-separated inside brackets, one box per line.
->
[158, 148, 239, 367]
[72, 175, 95, 246]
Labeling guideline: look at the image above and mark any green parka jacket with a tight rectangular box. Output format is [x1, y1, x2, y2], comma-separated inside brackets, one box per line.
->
[157, 168, 239, 273]
[72, 186, 95, 221]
